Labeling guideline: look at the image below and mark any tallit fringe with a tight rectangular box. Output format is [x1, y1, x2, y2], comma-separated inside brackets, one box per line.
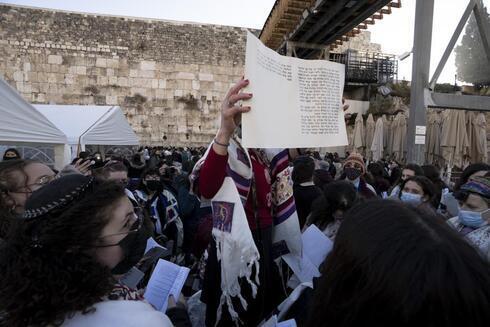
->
[214, 232, 260, 326]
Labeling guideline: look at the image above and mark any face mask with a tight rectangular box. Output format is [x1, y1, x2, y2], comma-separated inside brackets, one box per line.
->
[344, 167, 362, 181]
[111, 222, 149, 275]
[458, 210, 488, 228]
[400, 192, 422, 205]
[145, 180, 162, 192]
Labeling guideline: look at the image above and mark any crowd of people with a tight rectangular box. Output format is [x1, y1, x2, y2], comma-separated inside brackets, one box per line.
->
[0, 79, 489, 326]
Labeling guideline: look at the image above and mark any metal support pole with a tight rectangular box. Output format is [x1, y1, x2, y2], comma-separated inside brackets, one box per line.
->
[407, 0, 434, 164]
[474, 0, 490, 62]
[429, 0, 475, 89]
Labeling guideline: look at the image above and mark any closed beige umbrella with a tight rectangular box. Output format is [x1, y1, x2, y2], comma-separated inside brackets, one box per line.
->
[352, 113, 365, 154]
[441, 109, 469, 168]
[392, 112, 407, 162]
[472, 112, 488, 163]
[365, 114, 375, 160]
[382, 114, 392, 156]
[466, 111, 476, 162]
[371, 117, 384, 161]
[425, 110, 443, 165]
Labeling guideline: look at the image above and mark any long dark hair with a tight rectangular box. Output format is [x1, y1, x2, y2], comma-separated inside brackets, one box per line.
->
[307, 200, 490, 327]
[0, 179, 126, 326]
[308, 181, 358, 230]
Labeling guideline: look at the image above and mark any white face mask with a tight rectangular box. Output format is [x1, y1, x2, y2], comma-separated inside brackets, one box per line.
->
[400, 192, 422, 205]
[458, 209, 489, 228]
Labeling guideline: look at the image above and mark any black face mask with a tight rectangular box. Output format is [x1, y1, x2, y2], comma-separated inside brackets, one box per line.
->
[111, 222, 149, 275]
[344, 167, 362, 181]
[145, 180, 162, 192]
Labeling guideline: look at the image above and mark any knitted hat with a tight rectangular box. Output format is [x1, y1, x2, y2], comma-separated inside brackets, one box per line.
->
[23, 174, 94, 219]
[343, 152, 366, 174]
[460, 176, 490, 199]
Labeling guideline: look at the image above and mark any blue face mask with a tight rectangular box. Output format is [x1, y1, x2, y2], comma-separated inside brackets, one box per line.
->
[458, 210, 488, 228]
[400, 192, 422, 205]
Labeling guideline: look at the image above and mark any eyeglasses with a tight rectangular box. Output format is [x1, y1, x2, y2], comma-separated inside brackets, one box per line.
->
[9, 174, 57, 194]
[96, 208, 144, 247]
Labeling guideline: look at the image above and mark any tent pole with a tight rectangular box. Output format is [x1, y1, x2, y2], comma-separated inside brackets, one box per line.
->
[407, 0, 434, 164]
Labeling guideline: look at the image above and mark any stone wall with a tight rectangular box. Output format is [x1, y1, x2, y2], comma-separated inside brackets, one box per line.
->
[0, 4, 254, 146]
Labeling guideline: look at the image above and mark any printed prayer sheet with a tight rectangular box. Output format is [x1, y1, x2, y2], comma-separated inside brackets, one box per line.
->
[282, 224, 333, 283]
[242, 31, 348, 148]
[144, 259, 190, 312]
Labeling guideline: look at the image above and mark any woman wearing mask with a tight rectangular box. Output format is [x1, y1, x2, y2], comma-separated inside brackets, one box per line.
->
[340, 153, 376, 199]
[441, 163, 490, 217]
[389, 163, 424, 198]
[305, 180, 358, 240]
[398, 176, 438, 213]
[133, 169, 183, 251]
[0, 160, 55, 241]
[448, 176, 490, 259]
[0, 174, 187, 326]
[2, 148, 21, 161]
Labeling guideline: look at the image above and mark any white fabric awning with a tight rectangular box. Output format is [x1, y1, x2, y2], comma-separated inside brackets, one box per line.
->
[34, 105, 139, 147]
[0, 78, 67, 144]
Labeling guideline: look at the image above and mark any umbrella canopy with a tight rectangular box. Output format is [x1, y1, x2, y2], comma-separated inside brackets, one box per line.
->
[352, 113, 365, 153]
[382, 114, 392, 156]
[365, 114, 375, 160]
[425, 110, 443, 165]
[441, 109, 469, 168]
[471, 112, 487, 163]
[371, 117, 384, 161]
[466, 111, 476, 162]
[391, 112, 407, 162]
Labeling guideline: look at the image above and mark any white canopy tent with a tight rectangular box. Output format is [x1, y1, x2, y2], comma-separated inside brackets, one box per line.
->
[0, 78, 68, 169]
[34, 105, 139, 159]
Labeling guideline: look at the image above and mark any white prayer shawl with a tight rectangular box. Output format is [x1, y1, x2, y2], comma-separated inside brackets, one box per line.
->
[191, 138, 302, 324]
[62, 300, 172, 327]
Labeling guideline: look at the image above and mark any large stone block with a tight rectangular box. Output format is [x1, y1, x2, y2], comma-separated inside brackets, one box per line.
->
[176, 72, 195, 80]
[13, 71, 24, 82]
[140, 60, 156, 71]
[198, 73, 213, 81]
[95, 57, 107, 67]
[47, 55, 62, 65]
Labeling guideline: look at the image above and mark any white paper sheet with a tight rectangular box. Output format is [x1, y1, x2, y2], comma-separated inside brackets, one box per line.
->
[145, 237, 164, 254]
[282, 224, 333, 283]
[243, 31, 348, 148]
[277, 319, 297, 327]
[301, 224, 333, 267]
[144, 259, 190, 312]
[262, 315, 297, 327]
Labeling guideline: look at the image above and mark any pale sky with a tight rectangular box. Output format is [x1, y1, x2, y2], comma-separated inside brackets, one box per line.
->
[1, 0, 489, 84]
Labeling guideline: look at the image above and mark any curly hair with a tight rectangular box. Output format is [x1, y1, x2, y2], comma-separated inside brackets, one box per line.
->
[0, 179, 126, 326]
[308, 181, 359, 230]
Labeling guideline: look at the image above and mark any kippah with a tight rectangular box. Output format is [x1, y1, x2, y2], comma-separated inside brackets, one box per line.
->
[23, 174, 94, 219]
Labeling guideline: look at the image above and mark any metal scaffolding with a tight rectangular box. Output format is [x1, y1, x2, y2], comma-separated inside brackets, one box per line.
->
[406, 0, 490, 163]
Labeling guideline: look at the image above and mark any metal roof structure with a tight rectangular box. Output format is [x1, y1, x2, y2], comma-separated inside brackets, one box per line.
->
[260, 0, 401, 57]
